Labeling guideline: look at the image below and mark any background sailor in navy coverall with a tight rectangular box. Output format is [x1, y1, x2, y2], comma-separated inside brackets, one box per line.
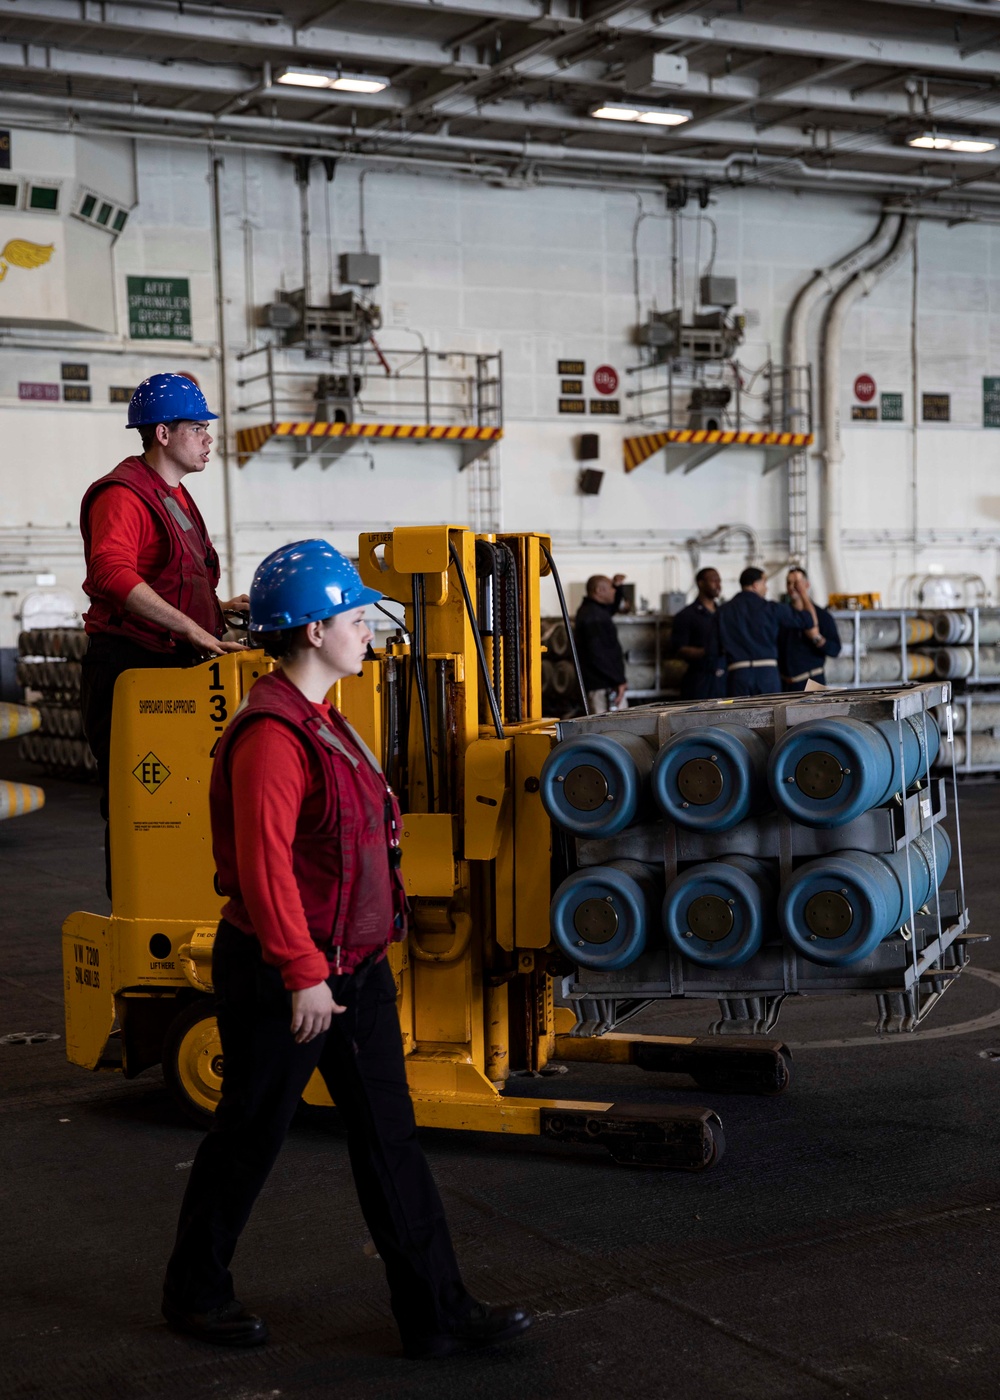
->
[779, 567, 842, 690]
[574, 572, 628, 712]
[718, 566, 820, 697]
[670, 567, 726, 700]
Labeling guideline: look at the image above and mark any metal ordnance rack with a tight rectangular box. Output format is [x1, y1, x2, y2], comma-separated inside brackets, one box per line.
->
[828, 610, 936, 690]
[558, 682, 972, 1036]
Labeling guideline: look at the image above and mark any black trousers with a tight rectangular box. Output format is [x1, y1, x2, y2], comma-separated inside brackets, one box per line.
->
[80, 633, 191, 897]
[163, 921, 470, 1343]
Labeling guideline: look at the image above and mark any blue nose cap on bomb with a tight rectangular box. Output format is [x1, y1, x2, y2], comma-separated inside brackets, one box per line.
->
[651, 724, 769, 832]
[539, 732, 652, 837]
[779, 826, 951, 965]
[550, 860, 658, 971]
[663, 855, 775, 969]
[768, 715, 940, 828]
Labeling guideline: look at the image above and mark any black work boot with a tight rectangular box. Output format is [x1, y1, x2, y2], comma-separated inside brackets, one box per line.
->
[162, 1298, 269, 1347]
[403, 1301, 534, 1359]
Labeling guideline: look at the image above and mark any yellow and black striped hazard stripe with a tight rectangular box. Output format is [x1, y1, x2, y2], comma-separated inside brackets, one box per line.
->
[623, 429, 813, 473]
[236, 421, 503, 466]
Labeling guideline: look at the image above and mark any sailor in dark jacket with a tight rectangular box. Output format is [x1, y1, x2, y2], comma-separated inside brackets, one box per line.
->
[718, 566, 819, 697]
[671, 567, 726, 700]
[779, 567, 842, 690]
[574, 573, 627, 712]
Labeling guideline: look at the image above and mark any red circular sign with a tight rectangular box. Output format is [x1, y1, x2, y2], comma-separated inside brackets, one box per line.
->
[594, 364, 619, 396]
[854, 373, 876, 403]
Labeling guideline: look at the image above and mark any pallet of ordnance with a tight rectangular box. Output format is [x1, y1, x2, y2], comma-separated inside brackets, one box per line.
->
[16, 628, 96, 780]
[539, 682, 971, 1036]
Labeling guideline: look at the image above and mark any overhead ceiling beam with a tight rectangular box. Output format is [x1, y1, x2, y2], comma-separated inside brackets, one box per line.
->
[358, 0, 581, 23]
[0, 0, 491, 74]
[7, 39, 1000, 161]
[631, 9, 1000, 79]
[0, 39, 410, 105]
[874, 0, 1000, 16]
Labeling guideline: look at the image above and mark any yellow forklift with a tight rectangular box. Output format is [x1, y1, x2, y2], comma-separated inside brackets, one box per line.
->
[63, 525, 789, 1169]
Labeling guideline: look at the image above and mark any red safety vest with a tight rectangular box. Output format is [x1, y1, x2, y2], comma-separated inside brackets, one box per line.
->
[81, 455, 225, 653]
[211, 669, 408, 973]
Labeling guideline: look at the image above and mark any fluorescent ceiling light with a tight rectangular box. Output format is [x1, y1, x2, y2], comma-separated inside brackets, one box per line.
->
[591, 101, 691, 127]
[331, 75, 388, 93]
[277, 69, 332, 88]
[276, 67, 389, 93]
[908, 131, 996, 153]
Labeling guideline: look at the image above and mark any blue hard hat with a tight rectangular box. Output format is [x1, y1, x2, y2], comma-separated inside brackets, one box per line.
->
[248, 539, 382, 633]
[126, 373, 218, 428]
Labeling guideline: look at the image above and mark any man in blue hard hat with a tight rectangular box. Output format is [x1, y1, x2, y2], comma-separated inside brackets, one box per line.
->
[79, 372, 248, 895]
[718, 566, 820, 697]
[162, 539, 533, 1358]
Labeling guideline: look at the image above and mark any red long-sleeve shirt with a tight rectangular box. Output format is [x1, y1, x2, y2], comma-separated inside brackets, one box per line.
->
[221, 704, 385, 991]
[84, 481, 196, 613]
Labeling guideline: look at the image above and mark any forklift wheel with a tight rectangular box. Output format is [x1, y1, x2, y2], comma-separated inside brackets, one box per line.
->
[162, 1001, 223, 1128]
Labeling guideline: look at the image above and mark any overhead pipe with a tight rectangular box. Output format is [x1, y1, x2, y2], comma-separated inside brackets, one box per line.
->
[820, 216, 915, 593]
[784, 212, 896, 435]
[210, 156, 237, 600]
[11, 89, 1000, 205]
[685, 523, 761, 572]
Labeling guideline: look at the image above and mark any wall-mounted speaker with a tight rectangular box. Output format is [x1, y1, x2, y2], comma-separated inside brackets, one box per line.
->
[578, 432, 600, 460]
[578, 468, 604, 495]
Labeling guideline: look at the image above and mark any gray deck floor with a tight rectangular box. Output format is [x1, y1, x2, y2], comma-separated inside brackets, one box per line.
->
[2, 751, 1000, 1400]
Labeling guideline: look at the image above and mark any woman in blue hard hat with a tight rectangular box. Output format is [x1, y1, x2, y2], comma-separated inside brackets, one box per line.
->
[79, 373, 248, 894]
[162, 539, 532, 1359]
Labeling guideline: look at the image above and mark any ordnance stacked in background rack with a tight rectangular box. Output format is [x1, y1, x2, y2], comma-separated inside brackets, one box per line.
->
[541, 618, 580, 718]
[901, 607, 1000, 777]
[16, 628, 96, 780]
[0, 702, 45, 822]
[540, 683, 973, 1039]
[827, 611, 936, 686]
[541, 613, 684, 717]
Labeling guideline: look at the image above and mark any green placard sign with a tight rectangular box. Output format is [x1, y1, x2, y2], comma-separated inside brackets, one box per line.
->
[881, 392, 903, 422]
[127, 277, 192, 340]
[984, 377, 1000, 428]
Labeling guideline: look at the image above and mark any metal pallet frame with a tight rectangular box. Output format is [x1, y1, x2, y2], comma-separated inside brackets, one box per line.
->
[558, 683, 971, 1034]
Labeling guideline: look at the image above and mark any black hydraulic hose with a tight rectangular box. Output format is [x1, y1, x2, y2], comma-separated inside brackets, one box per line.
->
[375, 600, 407, 630]
[540, 542, 589, 716]
[413, 573, 436, 813]
[475, 540, 503, 715]
[435, 657, 450, 813]
[448, 541, 505, 740]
